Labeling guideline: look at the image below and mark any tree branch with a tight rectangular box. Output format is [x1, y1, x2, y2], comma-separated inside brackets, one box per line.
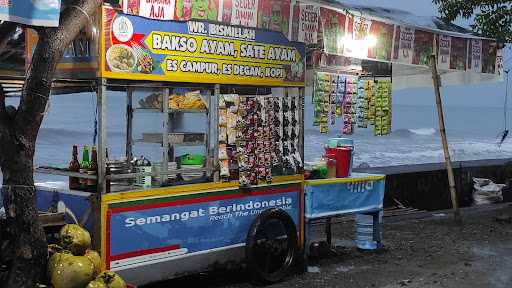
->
[15, 0, 101, 141]
[0, 21, 19, 52]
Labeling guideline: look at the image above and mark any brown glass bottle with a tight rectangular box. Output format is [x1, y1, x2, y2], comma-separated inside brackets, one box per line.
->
[87, 146, 98, 192]
[68, 145, 80, 190]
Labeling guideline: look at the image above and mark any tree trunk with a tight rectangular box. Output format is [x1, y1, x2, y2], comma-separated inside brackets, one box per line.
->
[0, 1, 101, 286]
[1, 141, 47, 287]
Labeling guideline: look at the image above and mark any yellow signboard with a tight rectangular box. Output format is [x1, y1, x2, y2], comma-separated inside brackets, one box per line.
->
[101, 7, 305, 86]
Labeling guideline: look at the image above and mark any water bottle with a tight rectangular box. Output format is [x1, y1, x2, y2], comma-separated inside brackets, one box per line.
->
[355, 211, 383, 250]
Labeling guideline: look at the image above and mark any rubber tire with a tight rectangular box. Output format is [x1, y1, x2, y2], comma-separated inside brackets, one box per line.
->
[245, 208, 298, 284]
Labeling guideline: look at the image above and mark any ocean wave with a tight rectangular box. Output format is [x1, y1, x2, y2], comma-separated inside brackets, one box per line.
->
[392, 128, 437, 137]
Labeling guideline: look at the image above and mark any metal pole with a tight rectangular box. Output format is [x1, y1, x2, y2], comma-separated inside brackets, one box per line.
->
[430, 46, 460, 222]
[162, 87, 170, 186]
[213, 84, 220, 182]
[92, 77, 107, 248]
[126, 87, 133, 161]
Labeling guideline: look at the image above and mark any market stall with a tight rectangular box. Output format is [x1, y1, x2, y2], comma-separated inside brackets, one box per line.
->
[2, 0, 504, 286]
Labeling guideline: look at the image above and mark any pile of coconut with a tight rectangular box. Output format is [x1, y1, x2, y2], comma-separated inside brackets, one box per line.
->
[48, 224, 126, 288]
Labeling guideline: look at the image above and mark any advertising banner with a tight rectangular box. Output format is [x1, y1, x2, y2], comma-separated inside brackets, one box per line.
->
[394, 26, 414, 64]
[305, 177, 385, 219]
[105, 185, 301, 270]
[257, 0, 291, 35]
[26, 27, 97, 79]
[469, 39, 482, 73]
[0, 0, 61, 27]
[449, 37, 467, 70]
[320, 7, 345, 55]
[296, 4, 319, 44]
[481, 40, 497, 74]
[412, 30, 434, 66]
[138, 0, 176, 20]
[102, 7, 305, 86]
[344, 16, 372, 59]
[437, 34, 451, 70]
[230, 0, 258, 27]
[367, 21, 394, 61]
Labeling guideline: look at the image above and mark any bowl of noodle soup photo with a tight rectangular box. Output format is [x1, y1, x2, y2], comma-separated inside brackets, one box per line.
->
[106, 44, 137, 72]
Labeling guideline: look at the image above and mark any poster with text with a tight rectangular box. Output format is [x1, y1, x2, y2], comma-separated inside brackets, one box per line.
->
[123, 0, 140, 15]
[295, 4, 319, 44]
[437, 34, 451, 70]
[412, 30, 434, 66]
[139, 0, 176, 20]
[395, 26, 414, 64]
[449, 37, 467, 70]
[367, 21, 394, 61]
[174, 0, 219, 21]
[469, 39, 482, 73]
[320, 8, 345, 55]
[231, 0, 258, 27]
[496, 48, 504, 76]
[481, 40, 497, 74]
[257, 0, 291, 35]
[218, 0, 232, 23]
[0, 0, 61, 27]
[343, 16, 372, 59]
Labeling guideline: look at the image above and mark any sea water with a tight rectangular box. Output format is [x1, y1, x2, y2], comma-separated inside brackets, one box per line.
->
[2, 85, 512, 183]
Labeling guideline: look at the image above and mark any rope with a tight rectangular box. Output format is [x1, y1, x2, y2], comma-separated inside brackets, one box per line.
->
[70, 5, 91, 24]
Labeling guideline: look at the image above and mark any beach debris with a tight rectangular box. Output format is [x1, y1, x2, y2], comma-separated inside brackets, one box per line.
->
[336, 265, 355, 272]
[307, 266, 321, 273]
[495, 213, 512, 224]
[472, 178, 504, 205]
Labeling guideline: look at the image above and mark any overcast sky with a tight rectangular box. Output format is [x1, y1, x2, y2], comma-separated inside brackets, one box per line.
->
[344, 0, 512, 108]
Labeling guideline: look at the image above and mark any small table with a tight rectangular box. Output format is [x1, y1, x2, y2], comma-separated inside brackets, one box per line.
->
[304, 173, 385, 256]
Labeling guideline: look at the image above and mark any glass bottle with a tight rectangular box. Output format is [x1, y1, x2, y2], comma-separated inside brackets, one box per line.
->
[79, 145, 90, 190]
[68, 145, 80, 190]
[87, 146, 98, 192]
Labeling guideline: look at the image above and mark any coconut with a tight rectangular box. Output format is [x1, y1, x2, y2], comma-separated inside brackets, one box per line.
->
[47, 250, 73, 279]
[85, 249, 102, 276]
[86, 271, 126, 288]
[50, 255, 95, 288]
[59, 224, 91, 255]
[47, 244, 63, 257]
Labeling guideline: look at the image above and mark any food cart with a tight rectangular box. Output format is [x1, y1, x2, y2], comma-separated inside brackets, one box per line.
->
[1, 0, 504, 286]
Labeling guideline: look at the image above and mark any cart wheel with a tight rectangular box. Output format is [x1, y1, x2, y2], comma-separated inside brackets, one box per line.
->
[245, 208, 298, 284]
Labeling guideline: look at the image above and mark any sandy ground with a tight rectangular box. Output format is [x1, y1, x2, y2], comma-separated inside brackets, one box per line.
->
[146, 204, 512, 288]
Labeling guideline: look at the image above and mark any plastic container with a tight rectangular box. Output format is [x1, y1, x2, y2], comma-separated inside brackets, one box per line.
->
[355, 212, 383, 250]
[325, 154, 337, 179]
[329, 138, 354, 175]
[325, 147, 352, 178]
[180, 154, 205, 165]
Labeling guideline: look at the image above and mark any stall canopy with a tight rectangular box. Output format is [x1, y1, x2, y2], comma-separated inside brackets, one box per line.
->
[0, 0, 503, 93]
[301, 0, 504, 89]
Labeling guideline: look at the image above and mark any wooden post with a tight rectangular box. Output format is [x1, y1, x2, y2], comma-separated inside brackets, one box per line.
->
[430, 50, 461, 222]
